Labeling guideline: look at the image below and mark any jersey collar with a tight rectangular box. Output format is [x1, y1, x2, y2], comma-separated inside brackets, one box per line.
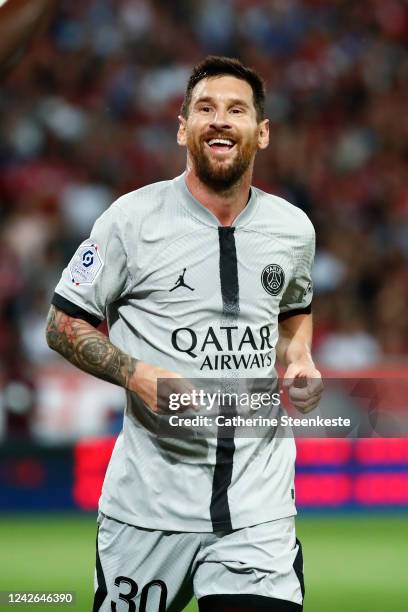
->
[172, 172, 258, 228]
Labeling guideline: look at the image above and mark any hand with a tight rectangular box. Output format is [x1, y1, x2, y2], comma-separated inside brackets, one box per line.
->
[282, 361, 323, 414]
[129, 361, 194, 413]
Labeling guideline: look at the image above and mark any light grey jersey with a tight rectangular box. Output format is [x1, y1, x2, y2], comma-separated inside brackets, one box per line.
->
[53, 173, 315, 532]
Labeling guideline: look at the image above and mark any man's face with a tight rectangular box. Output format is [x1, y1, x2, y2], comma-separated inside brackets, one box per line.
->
[178, 75, 269, 192]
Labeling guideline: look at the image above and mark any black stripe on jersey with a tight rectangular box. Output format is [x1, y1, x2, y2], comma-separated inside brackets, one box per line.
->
[51, 292, 102, 328]
[218, 227, 239, 317]
[210, 227, 239, 531]
[278, 304, 312, 322]
[210, 430, 236, 530]
[92, 528, 108, 612]
[293, 537, 305, 600]
[198, 594, 302, 610]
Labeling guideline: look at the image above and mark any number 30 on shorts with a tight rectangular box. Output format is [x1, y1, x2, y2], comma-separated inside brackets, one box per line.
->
[111, 576, 167, 611]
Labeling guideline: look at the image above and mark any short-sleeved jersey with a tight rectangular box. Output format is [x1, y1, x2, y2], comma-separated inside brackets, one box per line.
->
[52, 173, 315, 532]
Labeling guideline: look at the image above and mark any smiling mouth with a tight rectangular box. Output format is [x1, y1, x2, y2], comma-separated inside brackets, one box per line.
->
[205, 137, 236, 153]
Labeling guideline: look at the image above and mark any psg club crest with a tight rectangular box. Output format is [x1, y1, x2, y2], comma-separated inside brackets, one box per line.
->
[69, 242, 103, 285]
[261, 264, 285, 296]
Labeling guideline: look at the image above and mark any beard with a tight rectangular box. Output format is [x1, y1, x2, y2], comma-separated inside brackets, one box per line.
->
[187, 134, 256, 193]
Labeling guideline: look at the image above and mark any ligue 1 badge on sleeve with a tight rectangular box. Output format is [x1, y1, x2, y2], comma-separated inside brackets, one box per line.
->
[261, 264, 285, 296]
[69, 242, 103, 286]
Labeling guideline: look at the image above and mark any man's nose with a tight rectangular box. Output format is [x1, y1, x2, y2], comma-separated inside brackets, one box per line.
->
[209, 109, 232, 130]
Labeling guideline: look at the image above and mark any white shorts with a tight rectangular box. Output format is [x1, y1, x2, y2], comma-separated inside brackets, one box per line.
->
[93, 513, 304, 611]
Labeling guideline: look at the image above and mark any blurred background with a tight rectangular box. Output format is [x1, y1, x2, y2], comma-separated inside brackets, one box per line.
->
[0, 0, 407, 611]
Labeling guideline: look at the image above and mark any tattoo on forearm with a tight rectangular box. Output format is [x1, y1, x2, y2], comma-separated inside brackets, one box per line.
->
[45, 306, 137, 388]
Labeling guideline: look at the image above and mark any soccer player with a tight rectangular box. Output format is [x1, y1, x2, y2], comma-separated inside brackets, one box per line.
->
[46, 56, 323, 612]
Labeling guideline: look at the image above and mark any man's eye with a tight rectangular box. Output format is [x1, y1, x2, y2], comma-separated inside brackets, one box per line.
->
[231, 108, 243, 114]
[200, 106, 211, 112]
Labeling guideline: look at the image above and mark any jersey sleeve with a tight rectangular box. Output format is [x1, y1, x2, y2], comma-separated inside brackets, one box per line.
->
[279, 222, 315, 320]
[51, 205, 130, 326]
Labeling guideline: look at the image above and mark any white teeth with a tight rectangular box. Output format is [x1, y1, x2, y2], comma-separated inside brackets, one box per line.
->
[208, 138, 234, 146]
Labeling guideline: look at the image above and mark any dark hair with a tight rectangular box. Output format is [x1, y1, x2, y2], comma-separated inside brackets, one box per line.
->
[181, 56, 266, 123]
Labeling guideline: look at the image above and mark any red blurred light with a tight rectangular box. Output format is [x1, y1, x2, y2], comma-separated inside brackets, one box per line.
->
[356, 439, 408, 464]
[73, 437, 115, 510]
[295, 474, 351, 505]
[296, 439, 352, 465]
[354, 474, 408, 504]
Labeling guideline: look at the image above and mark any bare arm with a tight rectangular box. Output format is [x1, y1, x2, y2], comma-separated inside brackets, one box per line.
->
[45, 305, 188, 411]
[45, 305, 137, 389]
[277, 313, 322, 413]
[276, 313, 314, 370]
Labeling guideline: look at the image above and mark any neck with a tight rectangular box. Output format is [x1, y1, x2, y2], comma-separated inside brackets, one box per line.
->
[184, 161, 253, 226]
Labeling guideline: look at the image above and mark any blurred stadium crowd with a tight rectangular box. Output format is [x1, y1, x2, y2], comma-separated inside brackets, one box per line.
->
[0, 0, 407, 436]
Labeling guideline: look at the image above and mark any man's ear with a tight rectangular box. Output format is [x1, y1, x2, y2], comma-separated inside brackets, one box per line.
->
[258, 118, 269, 150]
[177, 115, 187, 146]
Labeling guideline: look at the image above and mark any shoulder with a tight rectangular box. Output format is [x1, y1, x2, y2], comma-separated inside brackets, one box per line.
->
[253, 186, 315, 239]
[90, 178, 181, 256]
[91, 179, 174, 239]
[111, 179, 173, 220]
